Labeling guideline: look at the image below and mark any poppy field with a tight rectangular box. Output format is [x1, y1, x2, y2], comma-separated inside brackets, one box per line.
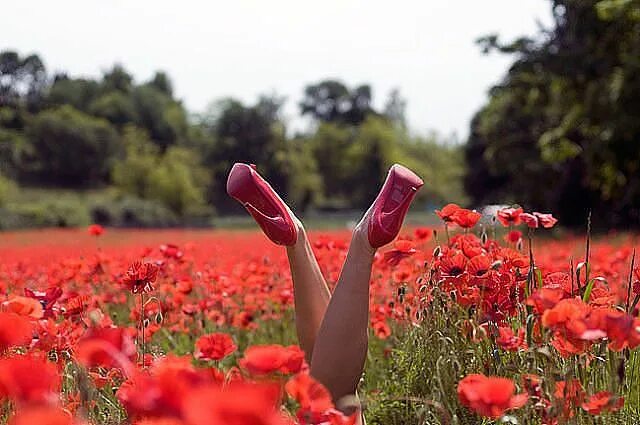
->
[1, 206, 640, 425]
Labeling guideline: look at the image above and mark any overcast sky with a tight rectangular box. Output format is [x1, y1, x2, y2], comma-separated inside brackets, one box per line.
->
[2, 0, 552, 139]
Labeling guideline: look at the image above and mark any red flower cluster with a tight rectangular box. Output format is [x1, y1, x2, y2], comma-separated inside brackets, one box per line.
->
[497, 207, 558, 229]
[122, 261, 159, 294]
[435, 203, 482, 228]
[457, 374, 527, 418]
[194, 333, 237, 361]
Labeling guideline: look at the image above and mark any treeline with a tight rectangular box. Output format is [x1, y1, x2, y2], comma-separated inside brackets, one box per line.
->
[466, 0, 640, 228]
[0, 51, 465, 228]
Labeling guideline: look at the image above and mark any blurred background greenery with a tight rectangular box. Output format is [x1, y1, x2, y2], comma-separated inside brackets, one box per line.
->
[0, 0, 638, 229]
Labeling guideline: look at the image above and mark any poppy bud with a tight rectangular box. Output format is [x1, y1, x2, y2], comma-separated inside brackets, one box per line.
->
[480, 229, 488, 245]
[433, 246, 441, 258]
[516, 239, 523, 251]
[491, 260, 503, 270]
[419, 285, 428, 293]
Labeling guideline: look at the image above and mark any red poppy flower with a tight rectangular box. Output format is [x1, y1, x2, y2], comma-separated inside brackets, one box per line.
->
[183, 383, 285, 425]
[435, 203, 462, 223]
[413, 227, 432, 241]
[133, 419, 185, 425]
[8, 406, 78, 425]
[63, 295, 89, 318]
[505, 230, 522, 244]
[160, 244, 183, 260]
[526, 287, 564, 314]
[194, 333, 237, 361]
[533, 212, 558, 228]
[602, 310, 640, 351]
[457, 374, 528, 419]
[581, 391, 624, 415]
[3, 296, 44, 319]
[285, 372, 334, 420]
[520, 213, 539, 228]
[452, 209, 482, 229]
[122, 261, 159, 294]
[467, 254, 491, 277]
[0, 354, 61, 404]
[383, 240, 417, 266]
[0, 312, 33, 352]
[24, 287, 62, 318]
[497, 207, 523, 227]
[75, 327, 137, 371]
[439, 252, 467, 277]
[496, 327, 527, 352]
[554, 379, 585, 417]
[239, 344, 305, 376]
[372, 320, 392, 339]
[88, 224, 105, 236]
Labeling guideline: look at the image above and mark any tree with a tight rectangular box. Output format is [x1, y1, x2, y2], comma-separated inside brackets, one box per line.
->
[383, 88, 407, 129]
[131, 85, 188, 149]
[465, 0, 640, 227]
[47, 75, 100, 113]
[204, 95, 290, 211]
[102, 65, 133, 93]
[146, 147, 210, 216]
[25, 105, 121, 185]
[0, 51, 47, 111]
[89, 92, 139, 127]
[300, 80, 376, 125]
[149, 71, 173, 96]
[112, 126, 160, 198]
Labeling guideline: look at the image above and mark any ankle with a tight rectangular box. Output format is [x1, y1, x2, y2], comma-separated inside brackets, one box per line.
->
[352, 220, 376, 256]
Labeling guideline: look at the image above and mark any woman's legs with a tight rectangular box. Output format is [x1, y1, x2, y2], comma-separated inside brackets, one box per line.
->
[310, 218, 375, 410]
[309, 164, 423, 412]
[285, 219, 331, 362]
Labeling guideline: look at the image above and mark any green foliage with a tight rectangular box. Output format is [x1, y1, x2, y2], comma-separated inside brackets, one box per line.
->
[89, 91, 139, 126]
[113, 127, 209, 216]
[2, 198, 91, 228]
[466, 0, 640, 227]
[131, 85, 188, 149]
[300, 79, 376, 125]
[26, 105, 121, 185]
[47, 77, 101, 111]
[0, 48, 469, 227]
[366, 289, 640, 424]
[146, 147, 210, 216]
[308, 118, 467, 209]
[204, 96, 290, 211]
[0, 173, 17, 207]
[112, 126, 161, 198]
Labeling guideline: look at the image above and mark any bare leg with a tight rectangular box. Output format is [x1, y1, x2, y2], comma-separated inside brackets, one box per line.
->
[286, 219, 332, 362]
[310, 218, 376, 410]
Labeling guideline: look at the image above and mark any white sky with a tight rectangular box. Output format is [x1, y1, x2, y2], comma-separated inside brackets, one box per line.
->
[2, 0, 552, 139]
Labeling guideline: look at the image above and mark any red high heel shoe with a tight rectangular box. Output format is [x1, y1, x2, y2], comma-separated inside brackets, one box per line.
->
[368, 164, 424, 248]
[226, 163, 298, 246]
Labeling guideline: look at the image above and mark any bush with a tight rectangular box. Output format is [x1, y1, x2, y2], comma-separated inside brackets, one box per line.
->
[25, 105, 121, 185]
[1, 199, 90, 228]
[109, 197, 179, 228]
[113, 128, 210, 217]
[0, 173, 17, 207]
